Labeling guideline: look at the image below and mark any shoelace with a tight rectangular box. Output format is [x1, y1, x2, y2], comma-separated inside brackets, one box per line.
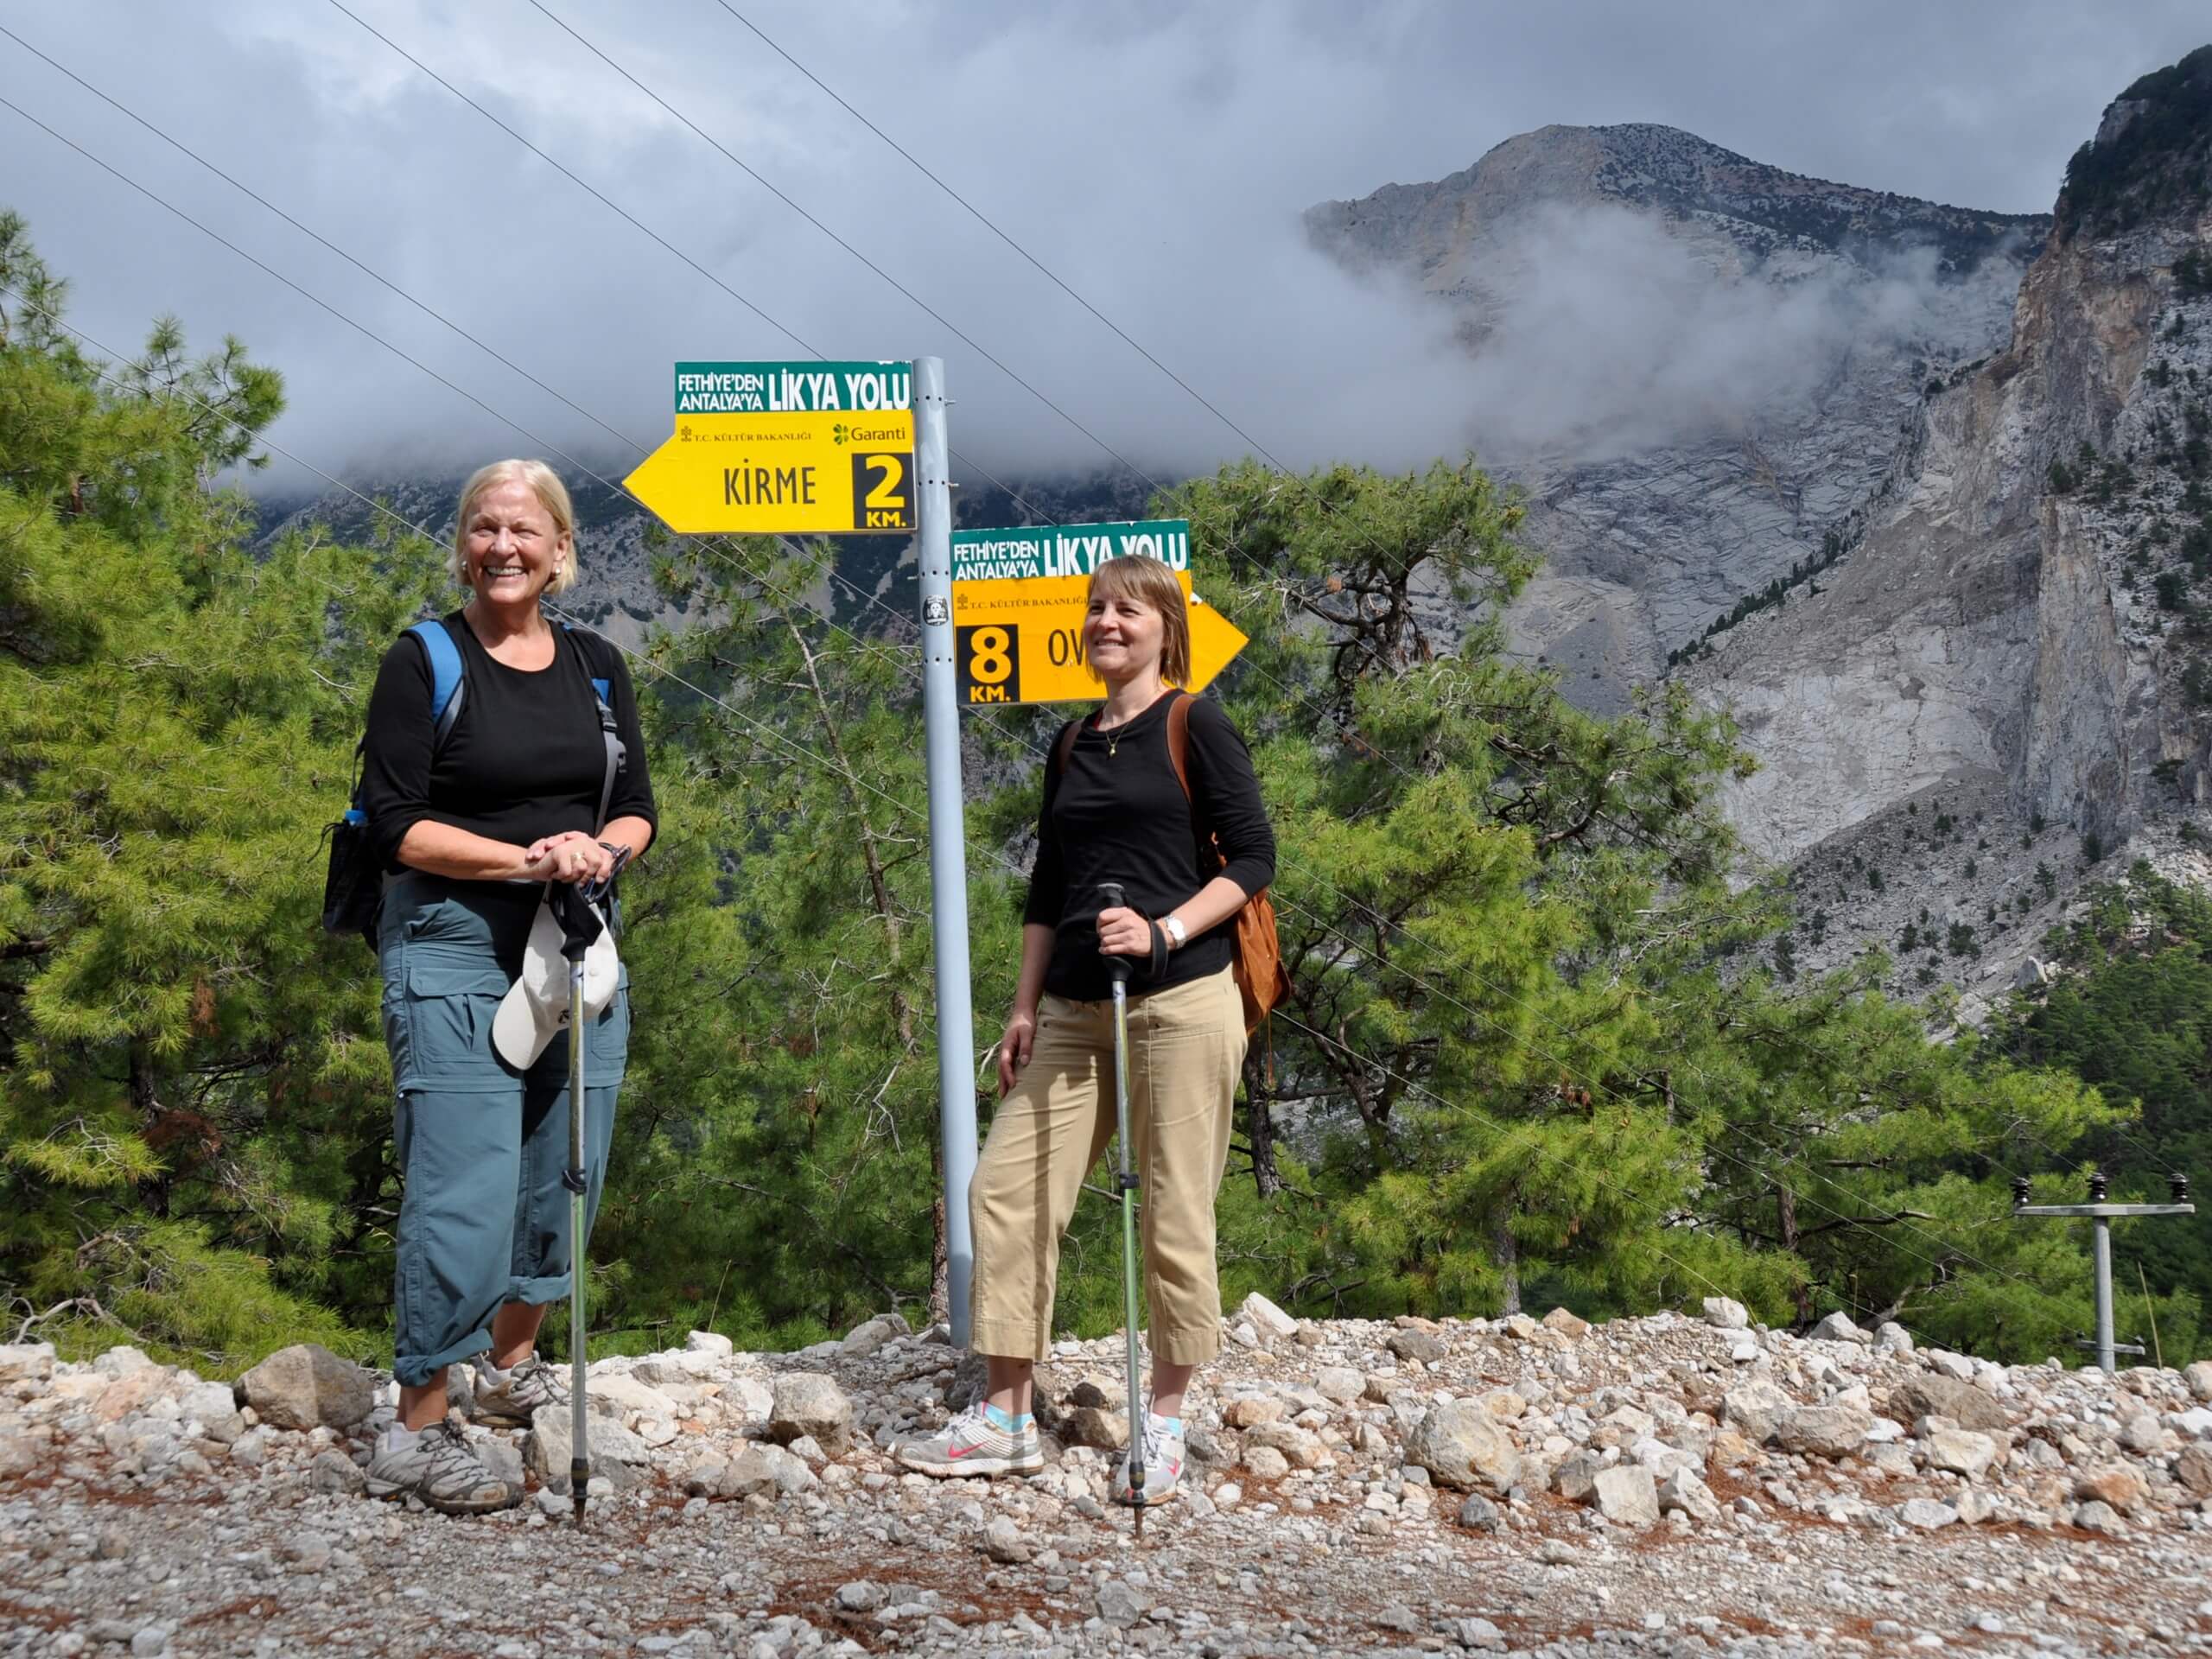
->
[952, 1405, 997, 1443]
[1135, 1416, 1173, 1471]
[510, 1357, 566, 1398]
[421, 1422, 493, 1481]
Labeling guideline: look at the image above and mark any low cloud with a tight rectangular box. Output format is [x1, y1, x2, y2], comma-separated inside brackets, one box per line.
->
[0, 0, 2190, 507]
[1442, 204, 2027, 465]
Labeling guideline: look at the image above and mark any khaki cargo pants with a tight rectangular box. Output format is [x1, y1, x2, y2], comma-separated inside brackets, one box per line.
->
[969, 965, 1247, 1365]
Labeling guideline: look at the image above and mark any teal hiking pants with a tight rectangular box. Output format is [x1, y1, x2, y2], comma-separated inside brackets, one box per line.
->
[378, 874, 626, 1388]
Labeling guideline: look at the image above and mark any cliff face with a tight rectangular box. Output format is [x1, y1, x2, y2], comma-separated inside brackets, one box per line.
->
[1307, 124, 2047, 714]
[1685, 48, 2212, 1001]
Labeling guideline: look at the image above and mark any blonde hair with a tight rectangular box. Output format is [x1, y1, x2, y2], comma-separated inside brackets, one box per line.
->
[453, 459, 577, 594]
[1086, 553, 1189, 687]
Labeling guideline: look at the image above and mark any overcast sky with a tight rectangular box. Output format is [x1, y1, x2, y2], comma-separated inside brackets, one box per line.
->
[3, 1, 2207, 498]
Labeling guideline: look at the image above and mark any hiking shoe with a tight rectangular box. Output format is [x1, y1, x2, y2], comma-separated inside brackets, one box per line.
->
[471, 1354, 566, 1427]
[364, 1421, 516, 1515]
[895, 1405, 1044, 1478]
[1112, 1414, 1185, 1507]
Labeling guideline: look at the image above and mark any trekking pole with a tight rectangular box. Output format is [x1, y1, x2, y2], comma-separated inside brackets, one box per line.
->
[563, 925, 591, 1529]
[1097, 882, 1147, 1541]
[558, 854, 626, 1528]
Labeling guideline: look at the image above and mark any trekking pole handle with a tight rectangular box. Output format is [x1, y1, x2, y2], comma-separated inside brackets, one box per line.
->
[1097, 883, 1133, 986]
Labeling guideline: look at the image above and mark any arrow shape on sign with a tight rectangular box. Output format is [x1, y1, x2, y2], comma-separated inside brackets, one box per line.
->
[1186, 593, 1248, 695]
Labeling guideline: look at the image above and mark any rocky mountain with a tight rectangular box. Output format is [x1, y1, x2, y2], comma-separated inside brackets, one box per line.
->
[1678, 47, 2212, 1007]
[1306, 123, 2049, 715]
[1312, 75, 2212, 1012]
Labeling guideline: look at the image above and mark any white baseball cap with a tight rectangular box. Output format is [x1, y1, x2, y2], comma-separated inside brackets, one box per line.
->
[492, 900, 621, 1071]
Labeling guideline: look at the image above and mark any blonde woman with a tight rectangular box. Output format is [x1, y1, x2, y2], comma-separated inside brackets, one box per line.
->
[901, 553, 1274, 1507]
[358, 461, 657, 1513]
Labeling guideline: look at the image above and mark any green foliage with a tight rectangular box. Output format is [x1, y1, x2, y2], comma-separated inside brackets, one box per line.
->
[581, 527, 993, 1349]
[1993, 865, 2212, 1351]
[0, 219, 427, 1368]
[0, 221, 2153, 1376]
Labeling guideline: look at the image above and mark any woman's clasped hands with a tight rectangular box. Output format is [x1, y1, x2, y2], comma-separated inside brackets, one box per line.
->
[522, 830, 615, 886]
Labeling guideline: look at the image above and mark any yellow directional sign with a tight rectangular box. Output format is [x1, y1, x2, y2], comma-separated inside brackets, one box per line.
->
[949, 521, 1248, 706]
[625, 360, 917, 536]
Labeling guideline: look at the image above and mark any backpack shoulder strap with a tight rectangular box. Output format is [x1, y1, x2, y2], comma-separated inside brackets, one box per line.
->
[1052, 717, 1081, 781]
[560, 621, 626, 832]
[1165, 691, 1194, 802]
[406, 619, 467, 751]
[562, 620, 613, 706]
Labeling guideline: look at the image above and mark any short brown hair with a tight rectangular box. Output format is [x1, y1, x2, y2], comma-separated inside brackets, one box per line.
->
[1085, 554, 1189, 686]
[453, 459, 578, 594]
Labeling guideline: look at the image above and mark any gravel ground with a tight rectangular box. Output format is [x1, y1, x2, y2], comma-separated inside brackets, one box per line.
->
[4, 1303, 2209, 1658]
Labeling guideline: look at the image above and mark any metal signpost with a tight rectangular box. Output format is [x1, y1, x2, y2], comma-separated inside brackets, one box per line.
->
[626, 357, 985, 1344]
[2012, 1170, 2193, 1373]
[911, 357, 981, 1347]
[950, 519, 1248, 707]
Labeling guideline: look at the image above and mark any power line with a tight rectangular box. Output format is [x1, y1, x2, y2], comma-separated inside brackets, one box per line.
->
[317, 0, 1054, 530]
[709, 0, 1287, 478]
[518, 0, 1165, 500]
[0, 75, 922, 687]
[334, 0, 1562, 861]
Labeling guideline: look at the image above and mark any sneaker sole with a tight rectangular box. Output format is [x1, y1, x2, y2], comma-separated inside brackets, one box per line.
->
[896, 1451, 1046, 1478]
[364, 1478, 515, 1516]
[467, 1402, 544, 1428]
[1113, 1484, 1183, 1508]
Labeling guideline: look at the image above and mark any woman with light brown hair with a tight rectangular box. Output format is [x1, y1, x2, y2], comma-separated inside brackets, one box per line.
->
[899, 552, 1274, 1506]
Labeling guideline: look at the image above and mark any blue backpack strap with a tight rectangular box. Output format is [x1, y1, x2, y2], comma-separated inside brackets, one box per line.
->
[562, 621, 626, 832]
[559, 620, 613, 707]
[406, 619, 467, 751]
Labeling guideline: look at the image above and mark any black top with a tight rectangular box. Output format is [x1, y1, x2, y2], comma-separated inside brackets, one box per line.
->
[360, 612, 658, 872]
[1024, 690, 1275, 1001]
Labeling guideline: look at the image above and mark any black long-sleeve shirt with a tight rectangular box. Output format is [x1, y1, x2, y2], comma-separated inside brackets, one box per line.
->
[1024, 690, 1274, 1001]
[360, 613, 658, 872]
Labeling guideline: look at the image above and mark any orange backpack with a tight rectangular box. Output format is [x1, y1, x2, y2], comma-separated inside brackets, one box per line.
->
[1054, 692, 1288, 1034]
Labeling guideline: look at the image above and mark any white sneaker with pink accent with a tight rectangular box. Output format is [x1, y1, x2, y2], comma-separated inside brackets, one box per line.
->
[1113, 1413, 1185, 1506]
[895, 1404, 1044, 1478]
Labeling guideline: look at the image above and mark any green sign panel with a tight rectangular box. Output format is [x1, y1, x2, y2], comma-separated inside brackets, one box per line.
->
[672, 360, 912, 415]
[950, 519, 1191, 583]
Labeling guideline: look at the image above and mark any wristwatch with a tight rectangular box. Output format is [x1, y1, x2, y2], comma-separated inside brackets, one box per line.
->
[1162, 915, 1187, 950]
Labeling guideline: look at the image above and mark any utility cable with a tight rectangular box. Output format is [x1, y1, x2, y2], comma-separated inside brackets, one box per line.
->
[318, 0, 1055, 529]
[709, 0, 1289, 480]
[0, 79, 921, 686]
[519, 0, 1164, 499]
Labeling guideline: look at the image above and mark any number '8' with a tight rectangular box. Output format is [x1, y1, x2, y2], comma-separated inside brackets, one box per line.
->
[969, 627, 1013, 683]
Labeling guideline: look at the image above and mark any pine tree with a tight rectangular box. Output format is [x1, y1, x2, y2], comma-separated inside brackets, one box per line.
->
[1158, 459, 1776, 1322]
[0, 217, 419, 1364]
